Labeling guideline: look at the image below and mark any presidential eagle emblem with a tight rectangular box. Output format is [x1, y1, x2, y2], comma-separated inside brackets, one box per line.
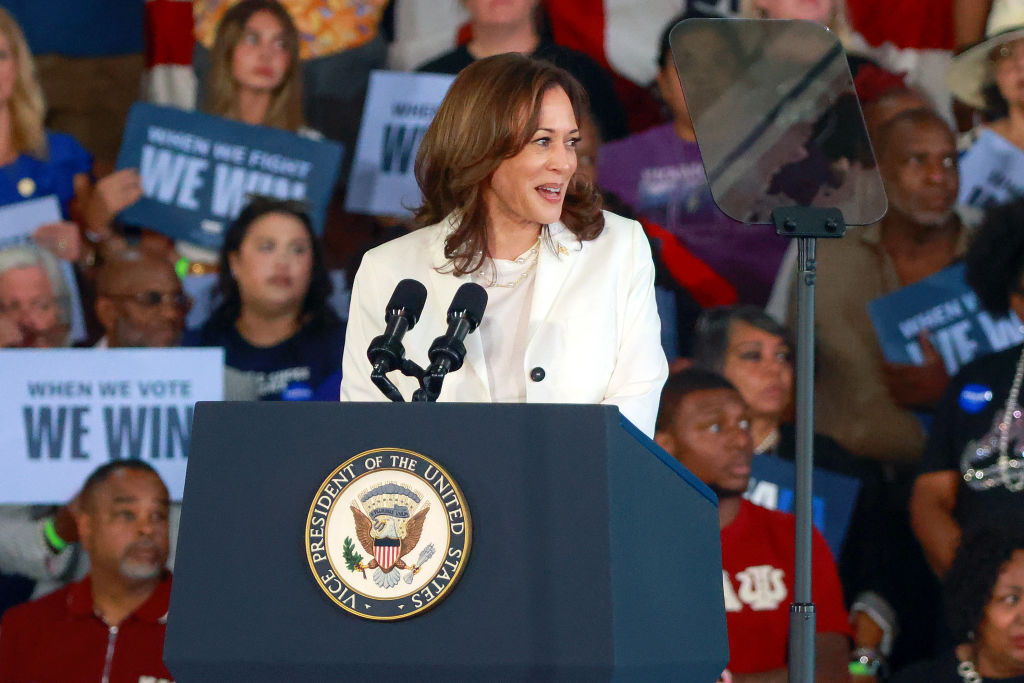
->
[349, 482, 433, 588]
[305, 448, 472, 620]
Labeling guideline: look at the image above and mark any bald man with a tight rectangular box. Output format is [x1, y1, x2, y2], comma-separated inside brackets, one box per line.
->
[94, 250, 188, 348]
[0, 461, 175, 682]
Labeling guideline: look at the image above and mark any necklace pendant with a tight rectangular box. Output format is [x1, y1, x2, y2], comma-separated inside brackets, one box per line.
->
[17, 177, 35, 197]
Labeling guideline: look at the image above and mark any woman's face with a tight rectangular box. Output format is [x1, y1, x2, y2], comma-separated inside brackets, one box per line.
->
[976, 550, 1024, 677]
[483, 86, 579, 235]
[755, 0, 833, 24]
[228, 212, 313, 316]
[464, 0, 537, 28]
[721, 320, 793, 420]
[231, 10, 290, 94]
[0, 31, 16, 107]
[993, 39, 1024, 108]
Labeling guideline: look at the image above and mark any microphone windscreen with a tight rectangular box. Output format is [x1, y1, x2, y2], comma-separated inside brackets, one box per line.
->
[448, 282, 488, 327]
[386, 279, 428, 327]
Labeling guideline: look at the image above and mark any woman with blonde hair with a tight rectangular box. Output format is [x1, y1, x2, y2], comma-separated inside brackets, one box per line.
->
[0, 8, 94, 263]
[340, 53, 667, 436]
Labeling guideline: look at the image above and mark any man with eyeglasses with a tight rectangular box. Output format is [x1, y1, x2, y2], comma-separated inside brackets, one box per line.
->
[0, 249, 187, 617]
[94, 250, 189, 348]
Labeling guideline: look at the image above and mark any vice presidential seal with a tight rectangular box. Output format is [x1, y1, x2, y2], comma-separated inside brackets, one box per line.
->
[305, 448, 471, 620]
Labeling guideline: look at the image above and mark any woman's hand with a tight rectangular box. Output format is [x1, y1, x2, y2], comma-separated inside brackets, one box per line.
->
[84, 168, 144, 237]
[32, 221, 82, 262]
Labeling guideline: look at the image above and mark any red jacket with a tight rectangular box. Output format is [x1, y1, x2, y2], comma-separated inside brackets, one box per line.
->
[0, 573, 174, 683]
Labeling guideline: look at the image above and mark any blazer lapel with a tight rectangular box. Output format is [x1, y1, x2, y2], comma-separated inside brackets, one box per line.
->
[528, 222, 581, 344]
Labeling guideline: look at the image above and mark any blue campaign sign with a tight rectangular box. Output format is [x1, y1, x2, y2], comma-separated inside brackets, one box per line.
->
[346, 70, 456, 217]
[868, 263, 1024, 375]
[745, 454, 860, 557]
[115, 103, 344, 250]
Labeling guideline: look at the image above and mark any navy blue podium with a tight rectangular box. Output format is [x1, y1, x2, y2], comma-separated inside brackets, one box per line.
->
[164, 402, 728, 681]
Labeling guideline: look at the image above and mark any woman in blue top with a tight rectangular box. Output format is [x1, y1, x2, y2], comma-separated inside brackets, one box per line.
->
[196, 196, 345, 401]
[0, 8, 95, 262]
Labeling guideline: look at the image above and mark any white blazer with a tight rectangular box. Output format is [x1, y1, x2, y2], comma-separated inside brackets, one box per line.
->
[339, 210, 669, 436]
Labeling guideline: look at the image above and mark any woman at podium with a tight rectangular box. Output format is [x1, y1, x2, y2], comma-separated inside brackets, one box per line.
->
[340, 54, 668, 437]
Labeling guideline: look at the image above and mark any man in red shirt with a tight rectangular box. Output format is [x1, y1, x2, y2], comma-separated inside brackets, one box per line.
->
[655, 369, 851, 682]
[0, 461, 174, 683]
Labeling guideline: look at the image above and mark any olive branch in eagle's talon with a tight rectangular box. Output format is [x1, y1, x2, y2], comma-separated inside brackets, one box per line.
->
[342, 536, 366, 578]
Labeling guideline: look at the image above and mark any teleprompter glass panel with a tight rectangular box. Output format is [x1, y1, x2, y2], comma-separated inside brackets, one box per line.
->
[669, 18, 887, 226]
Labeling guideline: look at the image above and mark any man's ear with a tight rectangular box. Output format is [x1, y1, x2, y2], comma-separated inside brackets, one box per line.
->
[74, 507, 93, 549]
[95, 298, 118, 336]
[654, 430, 676, 454]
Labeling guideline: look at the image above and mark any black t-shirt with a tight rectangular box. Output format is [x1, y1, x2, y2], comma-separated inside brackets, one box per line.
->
[197, 319, 346, 401]
[417, 41, 628, 142]
[892, 649, 1024, 683]
[921, 344, 1024, 532]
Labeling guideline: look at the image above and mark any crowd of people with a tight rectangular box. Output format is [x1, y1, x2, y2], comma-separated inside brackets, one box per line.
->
[2, 0, 1024, 681]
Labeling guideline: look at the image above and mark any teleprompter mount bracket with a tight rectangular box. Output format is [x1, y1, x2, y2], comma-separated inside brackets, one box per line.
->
[772, 206, 847, 239]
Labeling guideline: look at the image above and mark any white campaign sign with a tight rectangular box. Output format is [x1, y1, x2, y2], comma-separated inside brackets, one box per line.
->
[345, 70, 456, 217]
[0, 348, 224, 504]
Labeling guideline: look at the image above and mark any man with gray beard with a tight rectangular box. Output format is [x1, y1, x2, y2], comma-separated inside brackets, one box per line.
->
[780, 108, 964, 668]
[0, 462, 175, 682]
[787, 107, 965, 466]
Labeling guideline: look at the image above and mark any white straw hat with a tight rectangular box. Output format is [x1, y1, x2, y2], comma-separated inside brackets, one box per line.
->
[947, 2, 1024, 109]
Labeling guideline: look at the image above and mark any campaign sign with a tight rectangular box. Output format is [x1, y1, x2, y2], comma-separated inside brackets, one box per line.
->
[115, 103, 344, 250]
[346, 70, 456, 216]
[0, 195, 88, 344]
[958, 129, 1024, 211]
[0, 348, 224, 504]
[868, 263, 1024, 375]
[745, 454, 860, 556]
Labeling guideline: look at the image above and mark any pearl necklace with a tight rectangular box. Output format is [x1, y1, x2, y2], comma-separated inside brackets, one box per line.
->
[754, 428, 780, 455]
[478, 238, 540, 289]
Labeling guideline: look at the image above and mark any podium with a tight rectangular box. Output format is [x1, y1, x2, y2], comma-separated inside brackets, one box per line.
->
[164, 402, 729, 681]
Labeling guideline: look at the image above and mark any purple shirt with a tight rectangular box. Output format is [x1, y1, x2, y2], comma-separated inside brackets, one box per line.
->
[597, 123, 789, 305]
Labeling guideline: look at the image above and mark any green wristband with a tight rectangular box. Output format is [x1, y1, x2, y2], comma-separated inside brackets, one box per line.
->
[848, 661, 872, 676]
[43, 517, 67, 553]
[174, 257, 190, 280]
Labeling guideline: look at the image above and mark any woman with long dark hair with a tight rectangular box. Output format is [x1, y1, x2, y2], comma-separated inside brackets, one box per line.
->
[340, 53, 666, 435]
[197, 196, 344, 401]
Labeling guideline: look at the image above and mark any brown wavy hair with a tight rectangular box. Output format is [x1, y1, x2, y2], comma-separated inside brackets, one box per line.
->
[205, 0, 305, 132]
[414, 53, 604, 276]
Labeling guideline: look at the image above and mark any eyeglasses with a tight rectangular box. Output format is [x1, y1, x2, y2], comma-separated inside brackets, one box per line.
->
[101, 291, 192, 311]
[0, 296, 63, 317]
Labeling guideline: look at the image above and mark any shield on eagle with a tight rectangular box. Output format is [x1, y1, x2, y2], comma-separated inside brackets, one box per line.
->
[373, 537, 401, 572]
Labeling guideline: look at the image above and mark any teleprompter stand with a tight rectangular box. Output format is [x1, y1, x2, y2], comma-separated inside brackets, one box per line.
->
[772, 206, 847, 683]
[163, 402, 730, 681]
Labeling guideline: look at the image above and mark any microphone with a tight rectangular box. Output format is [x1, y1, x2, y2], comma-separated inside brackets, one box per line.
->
[421, 283, 488, 400]
[367, 280, 427, 401]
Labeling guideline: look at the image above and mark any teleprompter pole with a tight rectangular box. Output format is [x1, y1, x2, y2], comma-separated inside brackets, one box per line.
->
[771, 207, 846, 683]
